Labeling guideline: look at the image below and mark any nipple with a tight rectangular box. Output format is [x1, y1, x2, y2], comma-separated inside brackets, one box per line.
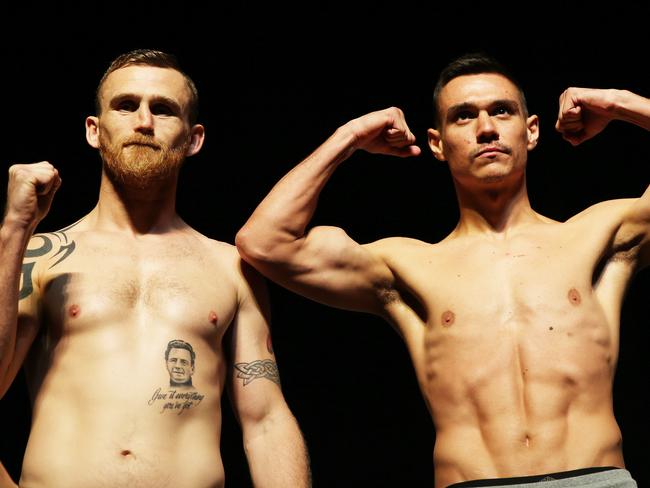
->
[209, 311, 218, 325]
[441, 310, 455, 327]
[568, 288, 581, 306]
[68, 304, 80, 318]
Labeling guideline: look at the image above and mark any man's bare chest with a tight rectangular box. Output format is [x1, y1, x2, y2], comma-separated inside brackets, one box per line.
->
[38, 240, 238, 338]
[389, 233, 614, 327]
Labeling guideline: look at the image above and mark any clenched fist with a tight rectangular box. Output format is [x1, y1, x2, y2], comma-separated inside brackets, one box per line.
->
[555, 88, 620, 145]
[4, 162, 61, 230]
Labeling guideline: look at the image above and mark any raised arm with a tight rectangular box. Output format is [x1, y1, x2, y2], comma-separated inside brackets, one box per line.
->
[557, 88, 650, 269]
[227, 261, 310, 488]
[555, 87, 650, 145]
[0, 162, 60, 395]
[235, 107, 420, 315]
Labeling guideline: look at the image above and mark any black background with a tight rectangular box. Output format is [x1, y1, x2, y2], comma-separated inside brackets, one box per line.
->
[2, 2, 649, 487]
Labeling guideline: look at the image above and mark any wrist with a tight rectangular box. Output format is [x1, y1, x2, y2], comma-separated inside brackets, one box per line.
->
[1, 215, 36, 245]
[332, 124, 359, 162]
[613, 90, 650, 129]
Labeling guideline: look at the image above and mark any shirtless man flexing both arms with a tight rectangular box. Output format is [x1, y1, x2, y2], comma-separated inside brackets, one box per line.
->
[0, 49, 310, 488]
[235, 53, 650, 487]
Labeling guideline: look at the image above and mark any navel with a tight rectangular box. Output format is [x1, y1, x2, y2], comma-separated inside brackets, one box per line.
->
[68, 304, 81, 318]
[209, 311, 218, 325]
[441, 310, 455, 327]
[567, 288, 581, 306]
[120, 449, 135, 459]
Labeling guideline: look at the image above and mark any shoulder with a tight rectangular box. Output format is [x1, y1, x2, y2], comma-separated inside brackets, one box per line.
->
[193, 233, 243, 269]
[363, 236, 432, 255]
[192, 232, 267, 294]
[26, 219, 84, 265]
[565, 198, 637, 226]
[362, 236, 440, 273]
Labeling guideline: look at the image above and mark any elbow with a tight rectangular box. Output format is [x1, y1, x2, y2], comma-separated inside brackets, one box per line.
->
[235, 227, 278, 266]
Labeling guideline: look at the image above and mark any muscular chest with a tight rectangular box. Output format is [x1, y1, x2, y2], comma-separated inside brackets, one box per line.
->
[387, 226, 623, 347]
[392, 235, 618, 393]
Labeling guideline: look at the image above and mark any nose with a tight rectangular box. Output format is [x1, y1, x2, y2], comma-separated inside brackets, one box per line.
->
[135, 106, 154, 134]
[476, 111, 498, 143]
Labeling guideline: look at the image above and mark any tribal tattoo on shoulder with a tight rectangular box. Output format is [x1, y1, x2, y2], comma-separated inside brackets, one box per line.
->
[234, 359, 281, 386]
[20, 228, 77, 300]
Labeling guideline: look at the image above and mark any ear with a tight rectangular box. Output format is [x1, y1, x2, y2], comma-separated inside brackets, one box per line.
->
[85, 116, 100, 149]
[427, 128, 446, 161]
[186, 124, 205, 157]
[526, 114, 540, 151]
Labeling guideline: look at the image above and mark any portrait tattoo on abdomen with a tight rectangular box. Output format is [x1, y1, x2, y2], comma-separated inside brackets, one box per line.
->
[234, 359, 281, 386]
[147, 339, 205, 415]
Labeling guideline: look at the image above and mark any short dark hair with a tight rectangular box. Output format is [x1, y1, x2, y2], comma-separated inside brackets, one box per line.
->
[432, 52, 528, 128]
[165, 339, 196, 366]
[95, 48, 199, 124]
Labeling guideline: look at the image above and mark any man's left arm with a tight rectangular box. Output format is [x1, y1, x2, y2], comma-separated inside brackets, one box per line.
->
[557, 87, 650, 267]
[0, 461, 18, 488]
[555, 87, 650, 145]
[227, 260, 311, 488]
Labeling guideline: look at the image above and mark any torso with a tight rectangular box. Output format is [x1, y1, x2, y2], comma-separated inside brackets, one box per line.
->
[374, 201, 638, 487]
[19, 220, 241, 488]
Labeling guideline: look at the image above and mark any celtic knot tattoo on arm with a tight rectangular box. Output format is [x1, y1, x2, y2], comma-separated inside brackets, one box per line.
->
[234, 359, 281, 386]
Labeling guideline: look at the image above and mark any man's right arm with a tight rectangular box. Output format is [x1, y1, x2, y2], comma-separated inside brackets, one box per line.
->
[235, 107, 420, 315]
[0, 162, 60, 396]
[0, 460, 18, 488]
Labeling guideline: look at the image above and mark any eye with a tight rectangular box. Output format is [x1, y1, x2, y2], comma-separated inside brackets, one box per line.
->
[117, 99, 138, 112]
[492, 105, 512, 116]
[151, 103, 174, 116]
[455, 110, 474, 122]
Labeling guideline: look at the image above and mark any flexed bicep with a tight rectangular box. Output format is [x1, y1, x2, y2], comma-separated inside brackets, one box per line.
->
[245, 224, 396, 315]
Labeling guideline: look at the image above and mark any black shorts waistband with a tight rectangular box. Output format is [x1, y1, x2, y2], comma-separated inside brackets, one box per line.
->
[447, 466, 619, 487]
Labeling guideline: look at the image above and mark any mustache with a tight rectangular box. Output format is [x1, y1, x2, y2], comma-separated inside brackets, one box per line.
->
[471, 143, 512, 158]
[122, 134, 162, 150]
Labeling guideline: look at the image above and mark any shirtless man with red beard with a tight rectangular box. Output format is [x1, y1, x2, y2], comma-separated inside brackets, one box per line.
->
[0, 49, 310, 488]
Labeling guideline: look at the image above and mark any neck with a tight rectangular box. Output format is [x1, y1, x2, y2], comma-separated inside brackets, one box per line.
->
[452, 173, 541, 236]
[91, 170, 182, 235]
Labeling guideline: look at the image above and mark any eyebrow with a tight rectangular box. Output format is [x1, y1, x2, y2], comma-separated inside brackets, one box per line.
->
[110, 93, 183, 114]
[447, 99, 520, 118]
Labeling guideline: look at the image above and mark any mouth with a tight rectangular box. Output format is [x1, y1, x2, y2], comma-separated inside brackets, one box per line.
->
[124, 142, 160, 149]
[475, 145, 511, 158]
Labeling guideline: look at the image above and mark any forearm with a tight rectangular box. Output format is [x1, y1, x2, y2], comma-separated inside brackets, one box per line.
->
[0, 461, 18, 488]
[236, 124, 357, 256]
[0, 219, 33, 380]
[244, 411, 311, 488]
[612, 89, 650, 131]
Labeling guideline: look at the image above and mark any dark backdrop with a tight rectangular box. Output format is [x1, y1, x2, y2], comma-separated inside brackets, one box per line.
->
[2, 2, 649, 487]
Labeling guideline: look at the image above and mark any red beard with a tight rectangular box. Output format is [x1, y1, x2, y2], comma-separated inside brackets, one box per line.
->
[99, 132, 189, 189]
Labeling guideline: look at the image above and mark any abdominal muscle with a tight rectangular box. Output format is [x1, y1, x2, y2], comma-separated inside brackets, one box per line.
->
[418, 317, 624, 488]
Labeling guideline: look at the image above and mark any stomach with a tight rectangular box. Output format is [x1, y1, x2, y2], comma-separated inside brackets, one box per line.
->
[430, 409, 624, 487]
[20, 401, 226, 488]
[418, 318, 625, 487]
[21, 358, 226, 488]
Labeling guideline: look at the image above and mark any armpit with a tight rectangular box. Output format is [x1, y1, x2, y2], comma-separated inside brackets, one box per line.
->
[610, 232, 644, 263]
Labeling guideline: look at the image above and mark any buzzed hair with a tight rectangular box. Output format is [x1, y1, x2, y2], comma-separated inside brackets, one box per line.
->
[95, 48, 199, 124]
[432, 52, 528, 128]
